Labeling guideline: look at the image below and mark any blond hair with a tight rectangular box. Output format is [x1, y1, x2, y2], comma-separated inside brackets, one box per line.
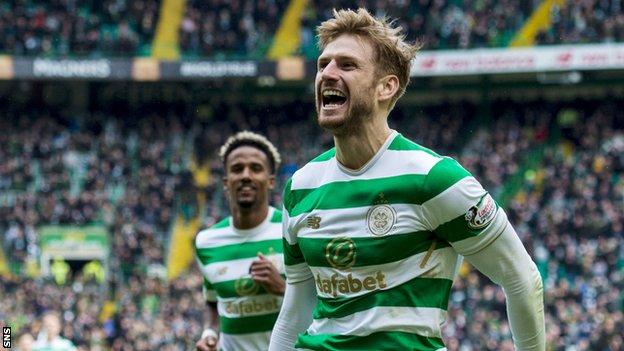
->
[219, 131, 281, 174]
[317, 8, 420, 108]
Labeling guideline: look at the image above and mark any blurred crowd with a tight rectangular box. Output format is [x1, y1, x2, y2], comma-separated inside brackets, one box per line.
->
[1, 92, 623, 350]
[179, 0, 289, 59]
[0, 100, 187, 279]
[537, 0, 624, 45]
[3, 0, 624, 59]
[443, 99, 624, 351]
[300, 0, 536, 56]
[0, 0, 159, 57]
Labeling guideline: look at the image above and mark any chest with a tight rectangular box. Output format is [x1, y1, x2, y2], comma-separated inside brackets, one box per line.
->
[293, 200, 437, 269]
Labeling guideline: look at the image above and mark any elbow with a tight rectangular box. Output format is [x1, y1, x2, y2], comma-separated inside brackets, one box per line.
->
[505, 261, 543, 300]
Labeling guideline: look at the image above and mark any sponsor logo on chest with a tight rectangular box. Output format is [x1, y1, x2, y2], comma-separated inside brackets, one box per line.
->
[316, 237, 387, 297]
[224, 297, 280, 316]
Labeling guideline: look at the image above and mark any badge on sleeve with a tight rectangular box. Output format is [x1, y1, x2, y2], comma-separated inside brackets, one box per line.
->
[465, 193, 497, 229]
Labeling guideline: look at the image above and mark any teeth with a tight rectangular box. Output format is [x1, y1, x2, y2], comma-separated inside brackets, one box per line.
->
[322, 89, 346, 98]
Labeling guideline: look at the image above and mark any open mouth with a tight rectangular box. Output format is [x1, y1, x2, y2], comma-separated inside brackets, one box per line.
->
[322, 89, 347, 108]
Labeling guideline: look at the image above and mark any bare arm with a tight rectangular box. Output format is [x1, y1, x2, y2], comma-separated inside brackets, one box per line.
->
[196, 302, 220, 351]
[463, 222, 545, 351]
[268, 278, 316, 351]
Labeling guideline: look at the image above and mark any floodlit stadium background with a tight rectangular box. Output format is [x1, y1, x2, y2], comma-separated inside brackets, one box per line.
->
[1, 0, 623, 350]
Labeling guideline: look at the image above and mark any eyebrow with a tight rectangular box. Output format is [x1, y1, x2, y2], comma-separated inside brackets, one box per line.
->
[318, 53, 361, 62]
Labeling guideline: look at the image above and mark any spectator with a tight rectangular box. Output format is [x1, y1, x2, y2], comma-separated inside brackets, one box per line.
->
[33, 312, 77, 351]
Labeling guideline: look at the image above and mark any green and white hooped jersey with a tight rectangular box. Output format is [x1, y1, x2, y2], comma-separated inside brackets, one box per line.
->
[195, 207, 285, 351]
[282, 131, 508, 351]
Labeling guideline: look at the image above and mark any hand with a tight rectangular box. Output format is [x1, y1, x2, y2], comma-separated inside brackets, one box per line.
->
[196, 335, 218, 351]
[250, 253, 285, 295]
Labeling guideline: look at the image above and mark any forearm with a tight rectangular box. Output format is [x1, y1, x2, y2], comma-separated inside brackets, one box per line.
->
[464, 222, 545, 351]
[205, 302, 220, 331]
[269, 278, 316, 351]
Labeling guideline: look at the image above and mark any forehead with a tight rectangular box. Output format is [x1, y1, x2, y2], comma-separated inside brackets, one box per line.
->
[226, 145, 269, 166]
[319, 34, 375, 62]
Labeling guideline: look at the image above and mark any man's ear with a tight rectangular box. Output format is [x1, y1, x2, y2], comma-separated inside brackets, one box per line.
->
[377, 74, 400, 103]
[222, 176, 229, 194]
[268, 174, 276, 190]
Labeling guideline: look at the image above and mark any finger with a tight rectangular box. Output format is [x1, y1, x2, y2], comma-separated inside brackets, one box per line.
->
[249, 260, 269, 270]
[252, 275, 272, 284]
[250, 264, 272, 271]
[206, 337, 218, 347]
[257, 252, 266, 260]
[196, 341, 209, 351]
[250, 265, 273, 274]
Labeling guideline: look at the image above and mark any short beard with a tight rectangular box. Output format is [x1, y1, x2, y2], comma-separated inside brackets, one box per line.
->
[316, 87, 375, 137]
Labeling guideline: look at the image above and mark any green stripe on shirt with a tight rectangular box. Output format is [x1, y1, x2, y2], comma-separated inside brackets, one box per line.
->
[283, 239, 306, 266]
[196, 239, 283, 265]
[220, 313, 279, 334]
[212, 277, 286, 298]
[296, 330, 445, 351]
[313, 277, 452, 319]
[298, 232, 450, 268]
[288, 175, 429, 216]
[212, 217, 230, 229]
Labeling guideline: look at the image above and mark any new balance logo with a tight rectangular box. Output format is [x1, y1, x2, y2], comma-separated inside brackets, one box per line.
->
[307, 216, 321, 229]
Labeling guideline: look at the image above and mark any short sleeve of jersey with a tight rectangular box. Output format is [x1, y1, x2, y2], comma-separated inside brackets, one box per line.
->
[421, 157, 508, 256]
[195, 233, 217, 303]
[282, 179, 313, 283]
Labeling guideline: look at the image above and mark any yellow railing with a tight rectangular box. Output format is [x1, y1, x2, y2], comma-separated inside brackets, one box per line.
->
[152, 0, 187, 60]
[268, 0, 309, 59]
[510, 0, 567, 47]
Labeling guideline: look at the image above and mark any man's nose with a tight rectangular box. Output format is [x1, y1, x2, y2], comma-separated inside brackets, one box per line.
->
[241, 167, 252, 179]
[321, 60, 340, 81]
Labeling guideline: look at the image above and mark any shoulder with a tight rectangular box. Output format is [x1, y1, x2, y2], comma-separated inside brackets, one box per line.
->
[393, 134, 474, 199]
[423, 156, 474, 199]
[269, 207, 282, 223]
[293, 147, 336, 181]
[283, 148, 336, 212]
[195, 217, 231, 248]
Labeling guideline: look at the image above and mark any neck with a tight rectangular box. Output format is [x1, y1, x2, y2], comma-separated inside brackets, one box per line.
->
[334, 114, 392, 170]
[231, 203, 269, 230]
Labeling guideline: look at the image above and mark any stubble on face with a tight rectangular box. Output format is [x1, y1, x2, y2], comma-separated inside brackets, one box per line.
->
[316, 80, 376, 137]
[315, 35, 378, 137]
[225, 146, 272, 211]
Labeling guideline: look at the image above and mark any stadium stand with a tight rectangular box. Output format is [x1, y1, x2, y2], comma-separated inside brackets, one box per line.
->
[3, 0, 623, 60]
[300, 0, 537, 56]
[0, 0, 159, 57]
[2, 1, 624, 350]
[179, 0, 290, 59]
[536, 0, 624, 45]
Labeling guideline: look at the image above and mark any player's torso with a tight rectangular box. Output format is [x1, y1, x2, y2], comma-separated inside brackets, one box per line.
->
[195, 208, 285, 350]
[290, 171, 460, 300]
[286, 135, 459, 350]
